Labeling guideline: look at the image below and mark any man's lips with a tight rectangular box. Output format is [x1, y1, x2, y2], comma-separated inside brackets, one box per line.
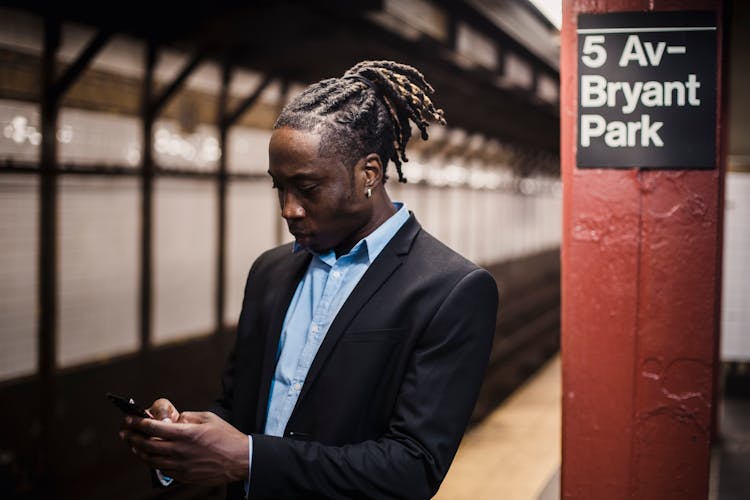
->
[288, 227, 310, 238]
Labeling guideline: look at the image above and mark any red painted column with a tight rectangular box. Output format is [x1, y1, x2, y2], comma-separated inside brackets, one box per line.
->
[560, 1, 726, 499]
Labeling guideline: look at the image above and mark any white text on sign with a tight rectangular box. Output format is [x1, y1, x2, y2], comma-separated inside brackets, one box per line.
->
[580, 34, 702, 149]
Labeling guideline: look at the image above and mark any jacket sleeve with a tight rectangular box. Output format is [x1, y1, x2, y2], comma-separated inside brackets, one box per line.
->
[249, 268, 499, 499]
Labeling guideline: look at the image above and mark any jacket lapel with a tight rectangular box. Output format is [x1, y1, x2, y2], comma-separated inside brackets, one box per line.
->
[293, 215, 421, 409]
[254, 248, 311, 431]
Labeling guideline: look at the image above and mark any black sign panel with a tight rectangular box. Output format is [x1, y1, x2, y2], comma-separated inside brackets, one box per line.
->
[576, 11, 717, 169]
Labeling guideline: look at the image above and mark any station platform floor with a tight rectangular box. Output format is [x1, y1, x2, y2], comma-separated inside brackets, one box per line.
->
[435, 355, 750, 500]
[436, 356, 561, 500]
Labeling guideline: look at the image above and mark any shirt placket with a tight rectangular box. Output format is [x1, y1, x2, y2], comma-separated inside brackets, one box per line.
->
[286, 257, 348, 403]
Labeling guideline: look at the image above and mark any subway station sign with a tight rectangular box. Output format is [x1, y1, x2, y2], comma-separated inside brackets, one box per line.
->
[576, 11, 717, 168]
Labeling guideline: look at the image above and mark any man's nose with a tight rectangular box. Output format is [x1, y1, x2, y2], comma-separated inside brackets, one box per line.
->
[281, 192, 305, 219]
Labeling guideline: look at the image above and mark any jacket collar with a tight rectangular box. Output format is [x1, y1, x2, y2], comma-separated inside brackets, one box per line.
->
[289, 214, 421, 420]
[255, 214, 422, 431]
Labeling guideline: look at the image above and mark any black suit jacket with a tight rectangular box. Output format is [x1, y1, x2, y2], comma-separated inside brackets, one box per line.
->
[210, 215, 499, 499]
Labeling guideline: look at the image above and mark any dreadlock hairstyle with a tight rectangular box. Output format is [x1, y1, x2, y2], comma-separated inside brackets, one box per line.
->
[274, 60, 446, 183]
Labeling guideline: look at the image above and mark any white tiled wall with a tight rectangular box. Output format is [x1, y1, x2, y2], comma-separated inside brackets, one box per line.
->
[387, 180, 562, 266]
[152, 178, 216, 344]
[57, 176, 140, 367]
[4, 166, 743, 375]
[224, 178, 563, 327]
[722, 172, 750, 361]
[0, 173, 562, 377]
[0, 175, 38, 381]
[227, 127, 273, 175]
[0, 93, 565, 376]
[58, 108, 141, 167]
[224, 180, 277, 325]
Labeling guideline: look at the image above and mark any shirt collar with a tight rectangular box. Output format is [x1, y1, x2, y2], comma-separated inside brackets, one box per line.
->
[292, 202, 409, 266]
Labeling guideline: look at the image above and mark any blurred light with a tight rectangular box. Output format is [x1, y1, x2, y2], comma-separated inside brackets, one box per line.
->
[201, 136, 221, 162]
[468, 168, 485, 189]
[154, 126, 221, 168]
[3, 116, 76, 147]
[519, 177, 537, 195]
[29, 131, 41, 146]
[428, 166, 447, 187]
[56, 124, 73, 144]
[154, 128, 169, 146]
[4, 115, 34, 144]
[483, 171, 502, 190]
[497, 167, 514, 187]
[466, 133, 485, 153]
[125, 143, 141, 166]
[447, 128, 467, 148]
[167, 136, 181, 156]
[444, 163, 468, 186]
[401, 160, 425, 183]
[427, 123, 446, 142]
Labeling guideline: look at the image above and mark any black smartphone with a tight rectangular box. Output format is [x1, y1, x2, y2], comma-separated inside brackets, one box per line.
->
[106, 392, 151, 418]
[108, 393, 171, 486]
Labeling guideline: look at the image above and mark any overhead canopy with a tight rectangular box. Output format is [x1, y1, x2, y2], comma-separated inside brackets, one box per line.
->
[9, 0, 560, 155]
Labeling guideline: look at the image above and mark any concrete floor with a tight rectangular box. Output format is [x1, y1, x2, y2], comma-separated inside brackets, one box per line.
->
[434, 356, 750, 500]
[435, 356, 561, 500]
[716, 397, 750, 500]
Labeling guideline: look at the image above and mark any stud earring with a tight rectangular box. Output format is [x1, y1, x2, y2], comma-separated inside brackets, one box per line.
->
[366, 187, 372, 199]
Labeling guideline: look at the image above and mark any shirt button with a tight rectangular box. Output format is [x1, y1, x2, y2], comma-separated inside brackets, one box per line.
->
[332, 271, 341, 279]
[293, 382, 302, 391]
[311, 325, 318, 333]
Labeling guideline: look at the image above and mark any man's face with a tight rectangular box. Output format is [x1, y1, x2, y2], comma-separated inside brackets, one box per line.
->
[268, 127, 371, 254]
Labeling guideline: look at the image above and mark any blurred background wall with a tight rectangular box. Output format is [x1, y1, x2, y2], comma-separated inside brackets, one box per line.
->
[0, 1, 747, 499]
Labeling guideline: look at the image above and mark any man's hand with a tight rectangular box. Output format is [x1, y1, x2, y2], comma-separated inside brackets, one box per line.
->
[147, 398, 180, 422]
[120, 411, 249, 485]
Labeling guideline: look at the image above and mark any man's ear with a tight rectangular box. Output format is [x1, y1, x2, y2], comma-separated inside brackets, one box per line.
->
[363, 153, 384, 188]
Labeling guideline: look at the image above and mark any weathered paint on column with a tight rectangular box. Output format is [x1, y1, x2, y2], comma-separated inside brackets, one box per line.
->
[560, 1, 726, 499]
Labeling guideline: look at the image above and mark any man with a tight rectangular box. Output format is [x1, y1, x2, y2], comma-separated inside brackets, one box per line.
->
[121, 60, 498, 499]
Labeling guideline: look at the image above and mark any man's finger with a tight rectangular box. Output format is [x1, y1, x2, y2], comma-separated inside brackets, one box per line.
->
[120, 418, 152, 438]
[134, 449, 181, 473]
[123, 430, 177, 457]
[176, 411, 211, 424]
[129, 417, 194, 440]
[149, 398, 179, 422]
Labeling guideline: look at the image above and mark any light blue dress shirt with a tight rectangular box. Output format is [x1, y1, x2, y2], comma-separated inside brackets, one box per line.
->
[245, 202, 410, 493]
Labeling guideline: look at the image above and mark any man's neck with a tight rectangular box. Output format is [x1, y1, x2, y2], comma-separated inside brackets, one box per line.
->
[333, 198, 398, 258]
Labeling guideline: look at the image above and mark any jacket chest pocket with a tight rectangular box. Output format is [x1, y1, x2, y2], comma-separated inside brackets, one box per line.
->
[319, 328, 405, 397]
[340, 327, 405, 343]
[300, 328, 406, 437]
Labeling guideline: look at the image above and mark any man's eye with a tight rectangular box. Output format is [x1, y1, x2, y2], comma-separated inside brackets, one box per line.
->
[299, 184, 318, 193]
